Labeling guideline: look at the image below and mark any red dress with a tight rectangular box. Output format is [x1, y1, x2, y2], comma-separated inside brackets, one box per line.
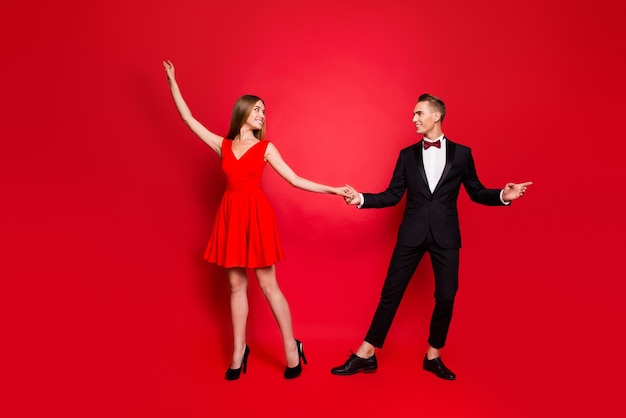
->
[204, 139, 286, 268]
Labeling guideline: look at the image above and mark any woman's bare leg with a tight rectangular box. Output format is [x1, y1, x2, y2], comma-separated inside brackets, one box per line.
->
[254, 265, 299, 367]
[226, 267, 248, 369]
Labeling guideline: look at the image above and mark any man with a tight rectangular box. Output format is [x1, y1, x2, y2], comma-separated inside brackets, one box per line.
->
[331, 94, 531, 380]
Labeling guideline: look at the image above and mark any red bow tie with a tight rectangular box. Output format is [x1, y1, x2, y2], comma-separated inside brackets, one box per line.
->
[423, 140, 441, 150]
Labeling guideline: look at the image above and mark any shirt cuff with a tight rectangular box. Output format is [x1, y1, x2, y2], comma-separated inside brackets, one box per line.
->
[500, 189, 510, 205]
[357, 193, 365, 209]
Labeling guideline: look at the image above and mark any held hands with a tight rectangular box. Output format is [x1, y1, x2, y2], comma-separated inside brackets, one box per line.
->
[162, 60, 175, 82]
[333, 185, 355, 199]
[342, 184, 361, 206]
[502, 181, 533, 202]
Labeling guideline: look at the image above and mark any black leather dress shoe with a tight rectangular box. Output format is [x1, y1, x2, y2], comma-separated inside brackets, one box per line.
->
[330, 353, 378, 375]
[422, 355, 456, 380]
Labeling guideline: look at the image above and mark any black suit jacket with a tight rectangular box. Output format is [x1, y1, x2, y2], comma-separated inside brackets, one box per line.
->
[362, 138, 506, 249]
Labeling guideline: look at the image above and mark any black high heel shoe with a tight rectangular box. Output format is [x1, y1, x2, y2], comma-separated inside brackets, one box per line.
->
[284, 339, 307, 379]
[225, 345, 250, 381]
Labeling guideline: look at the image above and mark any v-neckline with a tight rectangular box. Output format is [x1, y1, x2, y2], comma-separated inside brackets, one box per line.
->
[230, 140, 261, 161]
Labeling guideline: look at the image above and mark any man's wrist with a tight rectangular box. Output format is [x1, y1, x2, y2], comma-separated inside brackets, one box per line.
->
[500, 189, 510, 205]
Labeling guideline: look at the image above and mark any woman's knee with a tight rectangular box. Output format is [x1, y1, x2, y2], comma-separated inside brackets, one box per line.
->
[227, 269, 248, 292]
[258, 277, 280, 297]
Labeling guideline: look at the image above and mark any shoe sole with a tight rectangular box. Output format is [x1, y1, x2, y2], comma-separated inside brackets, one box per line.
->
[331, 366, 378, 376]
[423, 366, 456, 380]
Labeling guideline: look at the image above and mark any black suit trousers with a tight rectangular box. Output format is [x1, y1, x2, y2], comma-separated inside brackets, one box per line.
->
[364, 229, 460, 349]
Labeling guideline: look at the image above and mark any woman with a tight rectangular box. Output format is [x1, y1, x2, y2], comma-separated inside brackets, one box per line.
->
[163, 60, 349, 380]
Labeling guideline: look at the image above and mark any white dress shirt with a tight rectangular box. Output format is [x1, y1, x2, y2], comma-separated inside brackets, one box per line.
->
[422, 134, 446, 193]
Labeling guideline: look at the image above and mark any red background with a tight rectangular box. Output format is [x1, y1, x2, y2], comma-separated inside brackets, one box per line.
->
[2, 0, 624, 416]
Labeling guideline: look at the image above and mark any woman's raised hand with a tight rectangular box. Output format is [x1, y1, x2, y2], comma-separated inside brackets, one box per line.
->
[162, 60, 175, 82]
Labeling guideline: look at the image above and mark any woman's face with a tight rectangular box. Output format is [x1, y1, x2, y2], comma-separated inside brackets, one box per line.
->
[243, 100, 265, 131]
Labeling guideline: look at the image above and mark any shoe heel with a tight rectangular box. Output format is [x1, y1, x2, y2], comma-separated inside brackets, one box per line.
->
[241, 345, 250, 374]
[296, 339, 307, 365]
[225, 345, 249, 380]
[284, 339, 306, 379]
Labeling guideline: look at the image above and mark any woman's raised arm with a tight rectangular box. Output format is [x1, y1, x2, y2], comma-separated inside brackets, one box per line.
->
[163, 60, 223, 156]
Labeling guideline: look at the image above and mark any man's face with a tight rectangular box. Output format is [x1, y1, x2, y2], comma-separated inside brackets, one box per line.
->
[412, 101, 441, 137]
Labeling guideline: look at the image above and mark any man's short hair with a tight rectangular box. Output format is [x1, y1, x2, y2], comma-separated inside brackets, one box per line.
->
[418, 94, 446, 123]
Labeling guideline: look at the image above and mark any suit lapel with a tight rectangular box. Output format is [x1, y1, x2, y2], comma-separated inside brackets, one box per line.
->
[433, 137, 455, 194]
[413, 137, 456, 195]
[413, 142, 429, 190]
